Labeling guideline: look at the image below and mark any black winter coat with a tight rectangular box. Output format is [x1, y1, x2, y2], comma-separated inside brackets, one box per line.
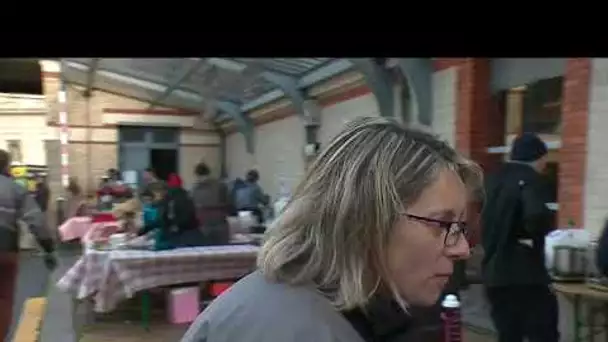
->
[481, 162, 555, 287]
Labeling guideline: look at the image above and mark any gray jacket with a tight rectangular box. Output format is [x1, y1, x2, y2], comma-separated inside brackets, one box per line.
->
[0, 175, 53, 252]
[190, 178, 230, 210]
[234, 182, 267, 210]
[180, 271, 365, 342]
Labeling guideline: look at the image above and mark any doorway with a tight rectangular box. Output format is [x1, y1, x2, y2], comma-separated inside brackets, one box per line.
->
[118, 126, 180, 186]
[150, 149, 178, 181]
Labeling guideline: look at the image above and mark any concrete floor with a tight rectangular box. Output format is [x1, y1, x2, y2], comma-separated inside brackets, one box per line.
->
[5, 251, 51, 342]
[5, 248, 498, 342]
[77, 322, 497, 342]
[39, 250, 80, 342]
[4, 248, 80, 342]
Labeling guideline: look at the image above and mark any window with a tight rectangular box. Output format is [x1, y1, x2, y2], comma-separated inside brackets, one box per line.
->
[521, 77, 563, 135]
[7, 140, 22, 164]
[504, 77, 563, 137]
[150, 127, 178, 144]
[496, 76, 564, 208]
[119, 126, 146, 143]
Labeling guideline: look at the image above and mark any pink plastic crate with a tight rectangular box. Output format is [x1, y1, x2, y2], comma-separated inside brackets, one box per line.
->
[167, 286, 200, 324]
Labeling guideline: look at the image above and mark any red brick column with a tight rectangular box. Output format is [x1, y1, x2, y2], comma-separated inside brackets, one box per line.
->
[433, 58, 503, 172]
[433, 58, 503, 245]
[558, 58, 591, 228]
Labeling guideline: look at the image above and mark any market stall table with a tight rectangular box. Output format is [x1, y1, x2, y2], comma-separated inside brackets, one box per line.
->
[57, 244, 259, 329]
[58, 216, 120, 242]
[553, 282, 608, 342]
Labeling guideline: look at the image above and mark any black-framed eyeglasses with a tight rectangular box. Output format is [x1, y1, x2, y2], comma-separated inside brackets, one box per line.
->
[402, 213, 468, 247]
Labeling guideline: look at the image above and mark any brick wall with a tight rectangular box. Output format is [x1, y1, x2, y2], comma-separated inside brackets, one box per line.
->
[560, 58, 591, 228]
[432, 58, 592, 231]
[433, 58, 503, 245]
[39, 61, 221, 203]
[67, 142, 117, 193]
[39, 66, 122, 194]
[39, 62, 64, 219]
[434, 59, 503, 172]
[44, 140, 61, 228]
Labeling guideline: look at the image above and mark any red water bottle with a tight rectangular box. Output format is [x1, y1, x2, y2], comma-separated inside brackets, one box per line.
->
[441, 294, 462, 342]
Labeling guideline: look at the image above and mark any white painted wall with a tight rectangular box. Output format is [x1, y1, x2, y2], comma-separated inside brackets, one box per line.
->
[584, 58, 608, 237]
[227, 115, 306, 199]
[431, 67, 457, 147]
[318, 92, 380, 146]
[0, 114, 53, 165]
[226, 132, 254, 182]
[225, 74, 459, 202]
[255, 115, 305, 198]
[226, 91, 380, 200]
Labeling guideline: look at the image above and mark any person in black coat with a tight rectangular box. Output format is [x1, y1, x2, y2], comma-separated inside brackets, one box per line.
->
[596, 219, 608, 277]
[481, 133, 558, 342]
[34, 174, 50, 212]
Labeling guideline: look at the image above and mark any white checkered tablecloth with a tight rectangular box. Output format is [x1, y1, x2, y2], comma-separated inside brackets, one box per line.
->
[56, 245, 259, 312]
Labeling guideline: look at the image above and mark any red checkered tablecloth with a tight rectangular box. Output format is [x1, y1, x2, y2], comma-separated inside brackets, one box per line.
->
[56, 245, 259, 312]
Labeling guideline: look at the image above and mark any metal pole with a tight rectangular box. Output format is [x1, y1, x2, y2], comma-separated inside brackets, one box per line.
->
[58, 72, 69, 189]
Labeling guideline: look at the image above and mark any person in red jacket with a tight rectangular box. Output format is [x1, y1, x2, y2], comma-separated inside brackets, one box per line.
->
[167, 173, 182, 188]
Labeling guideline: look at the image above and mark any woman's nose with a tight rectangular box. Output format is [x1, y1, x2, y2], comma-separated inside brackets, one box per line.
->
[446, 235, 471, 260]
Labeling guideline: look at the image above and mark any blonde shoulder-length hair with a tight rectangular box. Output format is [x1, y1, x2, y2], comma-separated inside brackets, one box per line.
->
[258, 116, 482, 310]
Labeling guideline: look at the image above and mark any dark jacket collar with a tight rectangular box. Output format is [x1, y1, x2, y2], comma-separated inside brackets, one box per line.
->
[342, 295, 412, 342]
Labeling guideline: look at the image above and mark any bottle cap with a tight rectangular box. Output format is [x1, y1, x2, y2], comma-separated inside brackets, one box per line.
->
[441, 294, 460, 308]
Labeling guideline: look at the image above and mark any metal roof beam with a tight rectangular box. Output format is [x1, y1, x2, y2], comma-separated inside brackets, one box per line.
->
[147, 58, 207, 110]
[214, 100, 255, 154]
[83, 58, 100, 98]
[397, 59, 432, 126]
[64, 61, 167, 93]
[349, 58, 395, 117]
[211, 58, 354, 112]
[62, 59, 355, 124]
[262, 73, 306, 114]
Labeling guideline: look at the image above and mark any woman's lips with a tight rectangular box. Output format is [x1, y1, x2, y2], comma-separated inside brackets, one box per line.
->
[434, 274, 451, 287]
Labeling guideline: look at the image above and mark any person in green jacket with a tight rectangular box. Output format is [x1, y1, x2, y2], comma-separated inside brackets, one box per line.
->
[137, 189, 171, 251]
[138, 173, 201, 250]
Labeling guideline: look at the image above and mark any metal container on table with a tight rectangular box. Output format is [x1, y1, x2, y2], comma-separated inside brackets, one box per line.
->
[552, 245, 587, 279]
[586, 241, 601, 280]
[585, 241, 608, 287]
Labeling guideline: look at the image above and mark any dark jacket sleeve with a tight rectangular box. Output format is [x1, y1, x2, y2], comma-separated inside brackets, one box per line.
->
[35, 184, 50, 212]
[597, 220, 608, 277]
[521, 177, 555, 237]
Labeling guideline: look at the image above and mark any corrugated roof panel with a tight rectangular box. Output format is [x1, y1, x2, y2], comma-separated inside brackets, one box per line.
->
[240, 78, 278, 102]
[63, 66, 160, 104]
[230, 58, 331, 77]
[61, 57, 353, 119]
[98, 58, 184, 85]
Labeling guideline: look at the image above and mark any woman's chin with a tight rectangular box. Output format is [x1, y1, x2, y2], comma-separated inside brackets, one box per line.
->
[404, 288, 443, 307]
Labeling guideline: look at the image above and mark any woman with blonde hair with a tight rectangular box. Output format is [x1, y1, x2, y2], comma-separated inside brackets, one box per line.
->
[181, 117, 483, 342]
